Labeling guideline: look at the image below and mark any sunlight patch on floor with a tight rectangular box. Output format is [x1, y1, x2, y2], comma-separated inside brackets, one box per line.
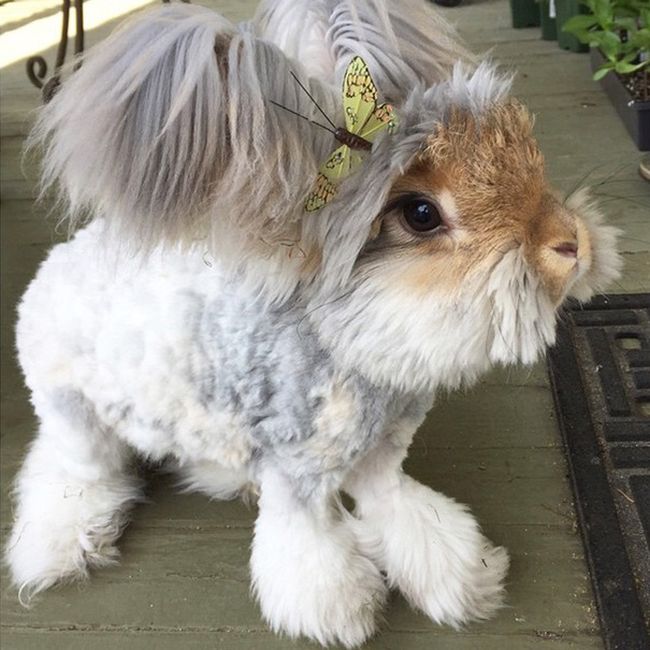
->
[0, 0, 155, 69]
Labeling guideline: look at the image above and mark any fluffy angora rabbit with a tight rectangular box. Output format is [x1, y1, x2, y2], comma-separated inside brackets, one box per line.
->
[6, 1, 620, 646]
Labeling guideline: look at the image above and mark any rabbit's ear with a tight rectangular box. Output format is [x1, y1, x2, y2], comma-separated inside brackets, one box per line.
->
[254, 0, 476, 101]
[30, 3, 339, 258]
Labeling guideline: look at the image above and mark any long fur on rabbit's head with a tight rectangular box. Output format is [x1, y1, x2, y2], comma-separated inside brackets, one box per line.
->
[29, 1, 621, 391]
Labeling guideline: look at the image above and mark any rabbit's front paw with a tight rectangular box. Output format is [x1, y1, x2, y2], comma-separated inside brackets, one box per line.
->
[252, 505, 386, 647]
[255, 547, 385, 647]
[406, 533, 510, 625]
[354, 476, 509, 626]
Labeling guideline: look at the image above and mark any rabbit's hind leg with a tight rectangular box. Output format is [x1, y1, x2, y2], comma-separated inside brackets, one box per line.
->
[251, 464, 387, 648]
[4, 389, 142, 604]
[174, 459, 254, 502]
[345, 417, 509, 627]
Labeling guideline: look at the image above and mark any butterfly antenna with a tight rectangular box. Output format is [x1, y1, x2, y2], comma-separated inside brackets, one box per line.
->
[289, 71, 337, 130]
[268, 100, 336, 135]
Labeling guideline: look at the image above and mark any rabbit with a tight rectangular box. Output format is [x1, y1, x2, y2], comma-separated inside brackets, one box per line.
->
[4, 1, 621, 647]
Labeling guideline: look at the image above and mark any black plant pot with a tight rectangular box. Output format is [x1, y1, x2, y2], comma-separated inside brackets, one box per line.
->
[539, 0, 557, 40]
[556, 0, 588, 52]
[510, 0, 540, 28]
[591, 49, 650, 151]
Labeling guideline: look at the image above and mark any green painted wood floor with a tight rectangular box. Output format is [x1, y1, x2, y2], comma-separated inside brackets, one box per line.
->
[1, 1, 648, 648]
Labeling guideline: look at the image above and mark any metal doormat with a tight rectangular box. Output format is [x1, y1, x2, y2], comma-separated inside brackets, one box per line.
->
[547, 293, 650, 650]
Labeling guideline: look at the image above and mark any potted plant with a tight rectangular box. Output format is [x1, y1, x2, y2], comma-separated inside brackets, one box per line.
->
[539, 0, 558, 40]
[511, 0, 541, 28]
[563, 0, 650, 150]
[556, 0, 590, 51]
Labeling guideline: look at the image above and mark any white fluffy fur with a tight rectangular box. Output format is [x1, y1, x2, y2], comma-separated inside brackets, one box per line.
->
[251, 467, 387, 647]
[6, 392, 142, 604]
[6, 1, 622, 648]
[564, 188, 623, 301]
[346, 430, 509, 626]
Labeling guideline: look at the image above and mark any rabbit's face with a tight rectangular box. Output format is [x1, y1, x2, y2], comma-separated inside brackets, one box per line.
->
[374, 100, 590, 307]
[313, 101, 620, 393]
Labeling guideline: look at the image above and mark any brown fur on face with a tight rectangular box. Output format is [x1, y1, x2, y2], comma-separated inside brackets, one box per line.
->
[368, 100, 588, 304]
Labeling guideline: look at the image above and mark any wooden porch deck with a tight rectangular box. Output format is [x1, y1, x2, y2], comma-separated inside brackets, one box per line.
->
[1, 1, 648, 648]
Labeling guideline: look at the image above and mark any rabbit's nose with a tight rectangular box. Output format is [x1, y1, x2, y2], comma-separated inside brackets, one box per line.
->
[551, 240, 578, 258]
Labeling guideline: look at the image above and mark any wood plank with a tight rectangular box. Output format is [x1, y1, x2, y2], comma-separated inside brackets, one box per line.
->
[0, 629, 605, 650]
[0, 442, 582, 528]
[0, 523, 596, 636]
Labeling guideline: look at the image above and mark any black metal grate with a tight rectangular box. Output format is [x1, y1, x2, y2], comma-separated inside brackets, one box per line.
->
[548, 293, 650, 650]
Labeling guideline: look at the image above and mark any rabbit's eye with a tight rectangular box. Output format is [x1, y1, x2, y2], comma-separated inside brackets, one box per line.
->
[402, 199, 443, 233]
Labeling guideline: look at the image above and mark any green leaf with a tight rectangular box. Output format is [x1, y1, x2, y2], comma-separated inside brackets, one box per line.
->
[629, 28, 650, 49]
[616, 61, 647, 74]
[580, 0, 599, 13]
[641, 9, 650, 27]
[562, 15, 600, 32]
[619, 50, 639, 63]
[568, 29, 598, 42]
[615, 17, 638, 30]
[593, 66, 613, 80]
[589, 0, 609, 23]
[597, 29, 623, 57]
[614, 7, 640, 19]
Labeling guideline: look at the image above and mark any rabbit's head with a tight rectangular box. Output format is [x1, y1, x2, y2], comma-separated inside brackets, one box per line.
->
[31, 4, 621, 395]
[312, 99, 621, 393]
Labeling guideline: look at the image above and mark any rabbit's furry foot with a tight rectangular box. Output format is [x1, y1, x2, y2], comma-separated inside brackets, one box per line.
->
[354, 476, 509, 626]
[252, 474, 386, 647]
[6, 510, 124, 605]
[252, 540, 386, 647]
[5, 431, 141, 605]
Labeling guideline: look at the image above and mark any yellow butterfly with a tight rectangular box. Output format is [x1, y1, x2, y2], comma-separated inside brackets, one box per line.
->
[305, 56, 398, 212]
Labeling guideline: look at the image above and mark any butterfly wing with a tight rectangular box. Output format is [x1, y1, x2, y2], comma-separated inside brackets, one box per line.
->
[319, 143, 366, 179]
[319, 144, 352, 181]
[305, 173, 338, 212]
[304, 144, 366, 211]
[343, 57, 398, 143]
[358, 103, 399, 143]
[343, 57, 378, 135]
